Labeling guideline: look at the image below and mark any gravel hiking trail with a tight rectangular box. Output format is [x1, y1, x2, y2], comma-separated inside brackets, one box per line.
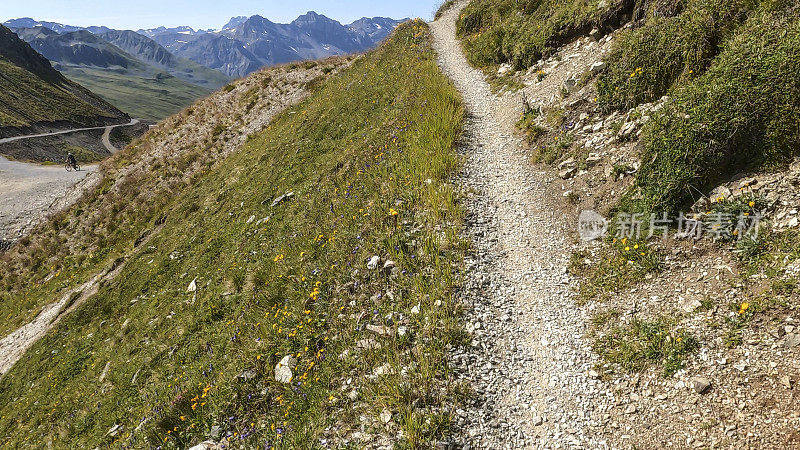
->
[432, 3, 613, 448]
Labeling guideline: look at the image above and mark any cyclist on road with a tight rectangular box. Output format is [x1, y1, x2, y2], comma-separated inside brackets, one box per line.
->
[67, 152, 77, 170]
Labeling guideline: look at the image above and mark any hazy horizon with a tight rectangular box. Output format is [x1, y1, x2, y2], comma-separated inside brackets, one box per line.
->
[1, 0, 440, 31]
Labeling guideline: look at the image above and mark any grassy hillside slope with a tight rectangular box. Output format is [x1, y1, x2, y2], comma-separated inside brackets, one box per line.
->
[0, 25, 127, 133]
[0, 20, 465, 449]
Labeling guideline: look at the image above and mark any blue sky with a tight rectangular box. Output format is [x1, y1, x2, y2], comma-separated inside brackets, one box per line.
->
[2, 1, 441, 30]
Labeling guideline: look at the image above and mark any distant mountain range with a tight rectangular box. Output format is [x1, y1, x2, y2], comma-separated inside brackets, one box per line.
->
[2, 13, 405, 120]
[141, 13, 405, 77]
[8, 26, 228, 120]
[5, 13, 406, 78]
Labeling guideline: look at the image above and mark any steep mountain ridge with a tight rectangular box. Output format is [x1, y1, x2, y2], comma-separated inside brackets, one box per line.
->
[18, 28, 140, 68]
[98, 29, 176, 67]
[96, 29, 230, 88]
[157, 32, 263, 79]
[0, 24, 127, 137]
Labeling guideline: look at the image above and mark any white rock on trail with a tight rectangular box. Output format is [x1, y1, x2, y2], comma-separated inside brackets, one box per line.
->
[590, 61, 607, 74]
[691, 376, 712, 394]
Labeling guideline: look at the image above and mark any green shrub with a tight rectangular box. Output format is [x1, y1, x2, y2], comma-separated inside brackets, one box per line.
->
[516, 109, 545, 143]
[578, 239, 662, 302]
[627, 2, 800, 214]
[597, 0, 754, 111]
[594, 317, 699, 377]
[456, 0, 630, 70]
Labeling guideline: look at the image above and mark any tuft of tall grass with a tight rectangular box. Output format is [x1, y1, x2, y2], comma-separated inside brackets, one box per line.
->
[456, 0, 632, 70]
[597, 0, 754, 111]
[594, 317, 699, 377]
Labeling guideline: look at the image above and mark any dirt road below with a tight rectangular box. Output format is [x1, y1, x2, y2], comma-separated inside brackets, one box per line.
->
[0, 119, 139, 150]
[0, 156, 98, 243]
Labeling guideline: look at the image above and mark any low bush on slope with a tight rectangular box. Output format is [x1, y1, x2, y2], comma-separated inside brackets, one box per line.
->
[597, 0, 754, 111]
[456, 0, 800, 213]
[626, 1, 800, 213]
[0, 20, 465, 449]
[455, 0, 633, 70]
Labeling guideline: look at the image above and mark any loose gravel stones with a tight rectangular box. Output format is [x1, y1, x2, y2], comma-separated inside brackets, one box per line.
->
[430, 4, 613, 448]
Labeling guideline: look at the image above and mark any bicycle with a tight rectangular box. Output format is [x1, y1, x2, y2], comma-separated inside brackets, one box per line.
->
[65, 161, 81, 172]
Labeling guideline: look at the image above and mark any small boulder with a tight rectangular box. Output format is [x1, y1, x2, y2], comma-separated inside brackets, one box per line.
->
[366, 324, 392, 336]
[188, 442, 219, 450]
[709, 186, 732, 203]
[275, 355, 296, 383]
[382, 260, 396, 275]
[373, 363, 394, 376]
[497, 64, 512, 76]
[558, 157, 576, 169]
[106, 424, 123, 437]
[270, 192, 295, 208]
[585, 154, 602, 167]
[785, 333, 800, 348]
[187, 278, 197, 293]
[356, 339, 381, 350]
[367, 256, 380, 270]
[589, 61, 606, 74]
[559, 167, 577, 180]
[237, 369, 256, 381]
[678, 296, 702, 313]
[738, 177, 757, 189]
[691, 376, 712, 394]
